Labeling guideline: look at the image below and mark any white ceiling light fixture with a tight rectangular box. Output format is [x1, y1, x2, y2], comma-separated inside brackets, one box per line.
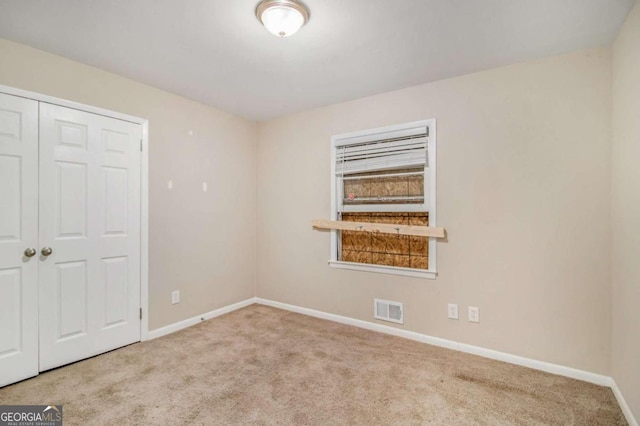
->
[256, 0, 310, 38]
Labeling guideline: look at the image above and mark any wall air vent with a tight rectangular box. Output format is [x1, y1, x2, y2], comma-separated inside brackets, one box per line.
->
[374, 299, 404, 324]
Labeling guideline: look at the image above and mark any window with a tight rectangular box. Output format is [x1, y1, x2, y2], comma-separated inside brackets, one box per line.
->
[329, 120, 437, 279]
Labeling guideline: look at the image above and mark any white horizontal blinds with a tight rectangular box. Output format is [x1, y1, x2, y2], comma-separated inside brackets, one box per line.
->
[336, 126, 428, 175]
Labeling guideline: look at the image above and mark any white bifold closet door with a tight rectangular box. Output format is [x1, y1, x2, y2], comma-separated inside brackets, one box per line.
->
[0, 90, 143, 387]
[38, 103, 142, 371]
[0, 93, 39, 387]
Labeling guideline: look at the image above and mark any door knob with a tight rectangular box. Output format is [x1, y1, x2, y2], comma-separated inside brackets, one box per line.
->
[41, 247, 53, 256]
[24, 248, 37, 258]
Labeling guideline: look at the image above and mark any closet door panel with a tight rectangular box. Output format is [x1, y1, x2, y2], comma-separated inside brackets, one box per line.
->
[0, 93, 39, 387]
[39, 103, 141, 371]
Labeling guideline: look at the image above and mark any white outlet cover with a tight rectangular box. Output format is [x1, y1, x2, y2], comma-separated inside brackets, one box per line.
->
[202, 182, 208, 192]
[447, 303, 459, 320]
[167, 180, 173, 190]
[468, 306, 480, 323]
[171, 290, 180, 304]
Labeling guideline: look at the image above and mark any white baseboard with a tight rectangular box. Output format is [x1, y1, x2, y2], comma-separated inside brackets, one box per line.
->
[611, 380, 639, 426]
[144, 296, 636, 425]
[255, 298, 612, 387]
[147, 297, 257, 340]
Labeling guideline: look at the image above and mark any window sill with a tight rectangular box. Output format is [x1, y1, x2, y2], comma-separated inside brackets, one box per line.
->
[328, 261, 437, 279]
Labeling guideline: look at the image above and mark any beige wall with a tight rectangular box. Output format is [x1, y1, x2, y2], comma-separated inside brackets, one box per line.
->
[0, 30, 627, 384]
[257, 48, 613, 374]
[612, 0, 640, 419]
[0, 38, 257, 330]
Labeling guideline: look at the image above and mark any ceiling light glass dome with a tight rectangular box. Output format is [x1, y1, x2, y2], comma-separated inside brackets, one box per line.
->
[256, 0, 310, 38]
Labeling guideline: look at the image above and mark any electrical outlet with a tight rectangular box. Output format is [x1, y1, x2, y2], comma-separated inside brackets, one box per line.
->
[468, 306, 480, 323]
[447, 303, 459, 320]
[171, 290, 180, 305]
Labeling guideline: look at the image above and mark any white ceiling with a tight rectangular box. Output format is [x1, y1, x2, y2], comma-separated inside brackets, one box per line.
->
[0, 0, 634, 121]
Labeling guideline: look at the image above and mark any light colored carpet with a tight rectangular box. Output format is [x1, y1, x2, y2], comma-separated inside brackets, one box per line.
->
[0, 305, 626, 425]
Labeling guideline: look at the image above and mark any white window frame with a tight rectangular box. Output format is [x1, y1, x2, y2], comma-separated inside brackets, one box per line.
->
[329, 119, 437, 279]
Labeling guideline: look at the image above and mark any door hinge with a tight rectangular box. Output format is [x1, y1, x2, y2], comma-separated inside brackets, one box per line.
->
[140, 139, 143, 152]
[139, 308, 142, 320]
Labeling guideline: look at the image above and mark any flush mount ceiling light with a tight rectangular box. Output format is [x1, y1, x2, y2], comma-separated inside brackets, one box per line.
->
[256, 0, 310, 38]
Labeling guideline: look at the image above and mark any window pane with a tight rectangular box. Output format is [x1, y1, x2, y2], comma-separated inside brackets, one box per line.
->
[342, 167, 424, 205]
[340, 212, 429, 270]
